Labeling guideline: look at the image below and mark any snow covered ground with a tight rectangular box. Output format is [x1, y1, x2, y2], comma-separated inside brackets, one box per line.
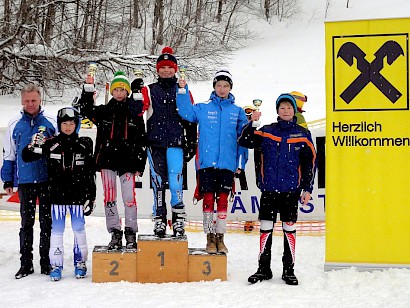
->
[1, 215, 410, 308]
[1, 0, 410, 307]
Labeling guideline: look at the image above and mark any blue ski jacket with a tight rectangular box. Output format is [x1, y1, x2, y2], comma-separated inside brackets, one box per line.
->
[1, 109, 57, 187]
[177, 86, 248, 173]
[238, 118, 316, 193]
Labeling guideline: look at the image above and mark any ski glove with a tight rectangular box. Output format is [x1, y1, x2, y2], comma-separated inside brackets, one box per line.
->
[131, 78, 144, 93]
[83, 83, 95, 93]
[183, 146, 196, 163]
[83, 200, 96, 216]
[3, 181, 13, 190]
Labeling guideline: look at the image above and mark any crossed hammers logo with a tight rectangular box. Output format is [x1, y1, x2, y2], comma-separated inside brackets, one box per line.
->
[337, 40, 404, 104]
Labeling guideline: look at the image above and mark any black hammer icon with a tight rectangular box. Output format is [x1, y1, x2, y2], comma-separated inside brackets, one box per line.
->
[337, 40, 404, 103]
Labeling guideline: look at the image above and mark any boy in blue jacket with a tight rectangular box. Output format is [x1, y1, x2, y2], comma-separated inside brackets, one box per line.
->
[177, 69, 248, 253]
[238, 93, 316, 285]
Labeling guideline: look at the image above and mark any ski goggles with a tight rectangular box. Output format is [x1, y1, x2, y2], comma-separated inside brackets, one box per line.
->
[292, 94, 307, 102]
[244, 108, 254, 116]
[57, 107, 80, 119]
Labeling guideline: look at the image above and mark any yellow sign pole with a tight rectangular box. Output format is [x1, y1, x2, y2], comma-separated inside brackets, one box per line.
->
[325, 18, 410, 270]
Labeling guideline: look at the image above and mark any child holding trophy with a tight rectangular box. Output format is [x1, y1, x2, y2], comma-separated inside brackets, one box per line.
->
[177, 68, 248, 253]
[22, 107, 96, 281]
[77, 69, 147, 251]
[238, 93, 316, 285]
[140, 47, 197, 238]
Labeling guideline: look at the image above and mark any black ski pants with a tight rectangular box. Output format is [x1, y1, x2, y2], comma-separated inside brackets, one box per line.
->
[18, 182, 51, 267]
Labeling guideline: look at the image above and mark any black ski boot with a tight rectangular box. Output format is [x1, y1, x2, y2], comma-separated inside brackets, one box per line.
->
[15, 263, 34, 279]
[108, 229, 123, 250]
[41, 263, 51, 275]
[248, 266, 273, 284]
[154, 216, 167, 238]
[282, 264, 298, 285]
[124, 227, 137, 249]
[171, 207, 186, 237]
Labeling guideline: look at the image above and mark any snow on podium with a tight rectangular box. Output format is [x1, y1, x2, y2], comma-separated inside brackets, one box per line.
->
[92, 234, 227, 283]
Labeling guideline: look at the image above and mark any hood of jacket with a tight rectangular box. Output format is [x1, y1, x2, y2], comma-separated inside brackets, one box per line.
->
[209, 91, 236, 107]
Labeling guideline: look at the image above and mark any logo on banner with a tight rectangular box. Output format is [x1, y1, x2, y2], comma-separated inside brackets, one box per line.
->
[333, 34, 408, 111]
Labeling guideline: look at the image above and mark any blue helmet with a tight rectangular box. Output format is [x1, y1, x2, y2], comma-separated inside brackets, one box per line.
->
[275, 93, 297, 114]
[57, 107, 82, 134]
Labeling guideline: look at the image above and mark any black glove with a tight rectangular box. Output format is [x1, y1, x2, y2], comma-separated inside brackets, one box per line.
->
[82, 83, 95, 94]
[3, 181, 13, 190]
[184, 146, 196, 163]
[235, 168, 244, 178]
[81, 83, 95, 101]
[131, 78, 144, 93]
[83, 200, 96, 216]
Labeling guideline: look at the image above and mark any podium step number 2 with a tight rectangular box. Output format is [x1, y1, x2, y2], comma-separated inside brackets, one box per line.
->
[92, 246, 137, 283]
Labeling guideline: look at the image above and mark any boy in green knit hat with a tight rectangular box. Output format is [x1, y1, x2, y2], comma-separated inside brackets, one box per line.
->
[78, 71, 147, 250]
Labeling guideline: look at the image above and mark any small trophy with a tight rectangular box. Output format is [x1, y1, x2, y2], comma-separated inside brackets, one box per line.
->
[31, 126, 46, 154]
[84, 62, 97, 93]
[252, 99, 262, 127]
[178, 65, 187, 94]
[133, 69, 143, 79]
[132, 69, 144, 100]
[88, 62, 97, 78]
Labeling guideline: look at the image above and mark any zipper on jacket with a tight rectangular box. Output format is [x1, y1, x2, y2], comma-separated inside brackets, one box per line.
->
[110, 114, 115, 139]
[95, 144, 103, 165]
[62, 151, 75, 171]
[124, 116, 128, 140]
[217, 103, 223, 166]
[275, 142, 281, 185]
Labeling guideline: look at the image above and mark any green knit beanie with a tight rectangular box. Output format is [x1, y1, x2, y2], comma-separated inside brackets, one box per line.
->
[110, 71, 131, 94]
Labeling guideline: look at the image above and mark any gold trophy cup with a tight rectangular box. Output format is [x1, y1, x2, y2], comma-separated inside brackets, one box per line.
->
[252, 99, 262, 127]
[88, 62, 97, 80]
[133, 69, 144, 79]
[84, 62, 97, 95]
[178, 65, 187, 94]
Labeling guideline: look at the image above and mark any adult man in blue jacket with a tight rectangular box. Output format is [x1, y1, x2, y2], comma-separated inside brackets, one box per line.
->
[1, 84, 57, 279]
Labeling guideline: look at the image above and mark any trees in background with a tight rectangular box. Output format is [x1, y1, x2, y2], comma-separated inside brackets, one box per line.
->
[0, 0, 298, 94]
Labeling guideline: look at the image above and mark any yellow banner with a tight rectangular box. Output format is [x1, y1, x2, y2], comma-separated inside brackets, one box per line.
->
[325, 18, 410, 269]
